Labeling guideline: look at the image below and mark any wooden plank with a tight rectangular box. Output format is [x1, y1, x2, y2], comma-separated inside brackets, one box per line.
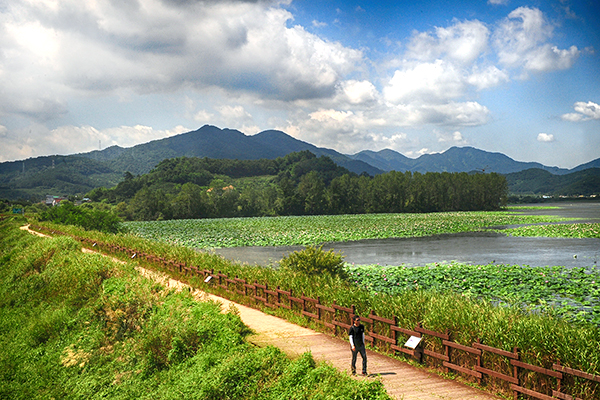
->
[370, 331, 396, 345]
[333, 304, 354, 313]
[443, 361, 483, 379]
[511, 360, 563, 379]
[552, 390, 583, 400]
[276, 288, 291, 296]
[289, 296, 304, 303]
[415, 325, 450, 340]
[553, 364, 600, 383]
[253, 295, 267, 303]
[391, 325, 421, 337]
[473, 342, 518, 359]
[423, 348, 449, 362]
[315, 304, 335, 312]
[475, 365, 519, 384]
[254, 282, 267, 289]
[333, 321, 351, 330]
[322, 321, 335, 329]
[369, 313, 395, 325]
[301, 295, 318, 303]
[442, 340, 482, 355]
[274, 302, 291, 310]
[511, 385, 555, 400]
[264, 289, 277, 296]
[302, 311, 319, 319]
[391, 344, 415, 356]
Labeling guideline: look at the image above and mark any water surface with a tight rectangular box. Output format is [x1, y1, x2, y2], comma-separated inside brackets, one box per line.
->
[213, 202, 600, 268]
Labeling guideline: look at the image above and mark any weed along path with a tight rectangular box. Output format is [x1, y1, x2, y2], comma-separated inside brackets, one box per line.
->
[21, 226, 500, 400]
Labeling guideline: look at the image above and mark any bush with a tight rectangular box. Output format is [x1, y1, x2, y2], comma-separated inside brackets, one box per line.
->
[37, 201, 123, 233]
[279, 245, 348, 279]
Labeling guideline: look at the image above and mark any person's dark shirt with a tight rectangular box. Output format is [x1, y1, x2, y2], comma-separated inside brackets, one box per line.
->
[349, 324, 365, 348]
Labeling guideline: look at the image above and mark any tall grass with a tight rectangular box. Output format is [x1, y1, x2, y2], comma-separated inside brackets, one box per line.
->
[0, 217, 390, 399]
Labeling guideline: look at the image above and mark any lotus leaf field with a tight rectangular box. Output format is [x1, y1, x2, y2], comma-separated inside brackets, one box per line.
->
[347, 262, 600, 325]
[123, 211, 570, 249]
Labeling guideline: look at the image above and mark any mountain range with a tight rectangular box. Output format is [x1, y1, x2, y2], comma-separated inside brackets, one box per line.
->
[1, 125, 599, 200]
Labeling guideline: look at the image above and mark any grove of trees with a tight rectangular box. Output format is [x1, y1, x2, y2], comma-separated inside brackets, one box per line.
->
[86, 151, 508, 221]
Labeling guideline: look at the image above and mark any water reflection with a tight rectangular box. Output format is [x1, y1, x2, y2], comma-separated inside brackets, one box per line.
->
[213, 202, 600, 268]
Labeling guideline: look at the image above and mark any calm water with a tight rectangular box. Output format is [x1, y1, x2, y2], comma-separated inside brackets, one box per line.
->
[213, 202, 600, 268]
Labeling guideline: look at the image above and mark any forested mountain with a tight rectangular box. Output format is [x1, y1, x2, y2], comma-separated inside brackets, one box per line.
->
[505, 168, 600, 195]
[1, 124, 598, 201]
[88, 151, 508, 221]
[79, 125, 382, 177]
[0, 156, 121, 200]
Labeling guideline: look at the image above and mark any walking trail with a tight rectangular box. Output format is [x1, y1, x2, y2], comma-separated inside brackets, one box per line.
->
[22, 225, 501, 400]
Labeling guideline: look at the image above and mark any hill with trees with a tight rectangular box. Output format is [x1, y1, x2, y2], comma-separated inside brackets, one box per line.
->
[88, 151, 508, 221]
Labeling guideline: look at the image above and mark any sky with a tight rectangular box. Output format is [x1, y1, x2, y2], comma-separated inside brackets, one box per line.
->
[1, 0, 599, 169]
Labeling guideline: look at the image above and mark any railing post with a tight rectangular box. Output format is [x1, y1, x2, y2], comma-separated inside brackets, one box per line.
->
[512, 347, 520, 400]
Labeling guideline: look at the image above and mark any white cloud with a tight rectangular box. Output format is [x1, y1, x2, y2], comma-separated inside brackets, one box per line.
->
[537, 133, 555, 142]
[384, 60, 465, 104]
[437, 130, 468, 144]
[406, 20, 489, 65]
[467, 65, 509, 90]
[488, 0, 509, 5]
[193, 110, 215, 124]
[561, 101, 600, 122]
[0, 124, 189, 162]
[0, 0, 363, 124]
[336, 80, 379, 105]
[494, 6, 580, 72]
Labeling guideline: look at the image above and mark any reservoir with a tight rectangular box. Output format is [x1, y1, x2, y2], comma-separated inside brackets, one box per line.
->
[214, 202, 600, 268]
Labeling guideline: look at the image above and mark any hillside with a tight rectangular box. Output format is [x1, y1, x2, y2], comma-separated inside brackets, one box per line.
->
[505, 167, 600, 195]
[1, 124, 599, 200]
[80, 125, 382, 177]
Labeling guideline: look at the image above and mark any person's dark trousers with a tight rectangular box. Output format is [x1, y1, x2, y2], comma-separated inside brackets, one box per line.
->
[351, 345, 367, 375]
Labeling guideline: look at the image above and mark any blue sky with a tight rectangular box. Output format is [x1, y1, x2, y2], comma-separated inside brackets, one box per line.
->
[1, 0, 598, 168]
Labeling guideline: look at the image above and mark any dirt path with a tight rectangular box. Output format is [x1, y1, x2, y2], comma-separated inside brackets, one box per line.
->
[22, 225, 501, 400]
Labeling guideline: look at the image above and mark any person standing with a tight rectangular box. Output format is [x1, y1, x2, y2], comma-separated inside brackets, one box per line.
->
[349, 315, 367, 376]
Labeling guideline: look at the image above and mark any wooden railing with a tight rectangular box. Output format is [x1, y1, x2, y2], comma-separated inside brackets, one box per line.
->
[30, 225, 600, 400]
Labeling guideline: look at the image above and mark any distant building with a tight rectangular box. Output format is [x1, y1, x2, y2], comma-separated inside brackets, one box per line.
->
[45, 195, 68, 206]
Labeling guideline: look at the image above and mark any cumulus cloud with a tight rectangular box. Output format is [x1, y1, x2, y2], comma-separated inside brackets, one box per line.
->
[494, 6, 580, 72]
[0, 0, 362, 123]
[561, 101, 600, 122]
[0, 124, 188, 162]
[405, 20, 490, 65]
[537, 133, 555, 142]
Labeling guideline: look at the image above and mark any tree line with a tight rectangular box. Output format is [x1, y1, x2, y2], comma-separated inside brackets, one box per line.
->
[86, 151, 508, 221]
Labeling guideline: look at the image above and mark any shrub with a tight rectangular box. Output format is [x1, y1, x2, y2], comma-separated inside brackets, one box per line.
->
[279, 245, 348, 279]
[37, 201, 123, 234]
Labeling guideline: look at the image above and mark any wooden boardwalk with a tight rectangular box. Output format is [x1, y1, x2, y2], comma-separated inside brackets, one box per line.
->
[197, 289, 502, 400]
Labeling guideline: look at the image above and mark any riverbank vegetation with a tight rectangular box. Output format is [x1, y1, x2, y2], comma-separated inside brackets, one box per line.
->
[24, 220, 600, 383]
[87, 151, 509, 220]
[0, 217, 391, 399]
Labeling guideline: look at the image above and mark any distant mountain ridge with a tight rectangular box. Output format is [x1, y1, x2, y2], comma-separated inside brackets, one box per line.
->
[1, 124, 599, 199]
[79, 125, 382, 176]
[350, 146, 569, 175]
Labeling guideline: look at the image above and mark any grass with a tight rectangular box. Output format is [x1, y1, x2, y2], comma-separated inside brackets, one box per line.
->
[0, 216, 391, 399]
